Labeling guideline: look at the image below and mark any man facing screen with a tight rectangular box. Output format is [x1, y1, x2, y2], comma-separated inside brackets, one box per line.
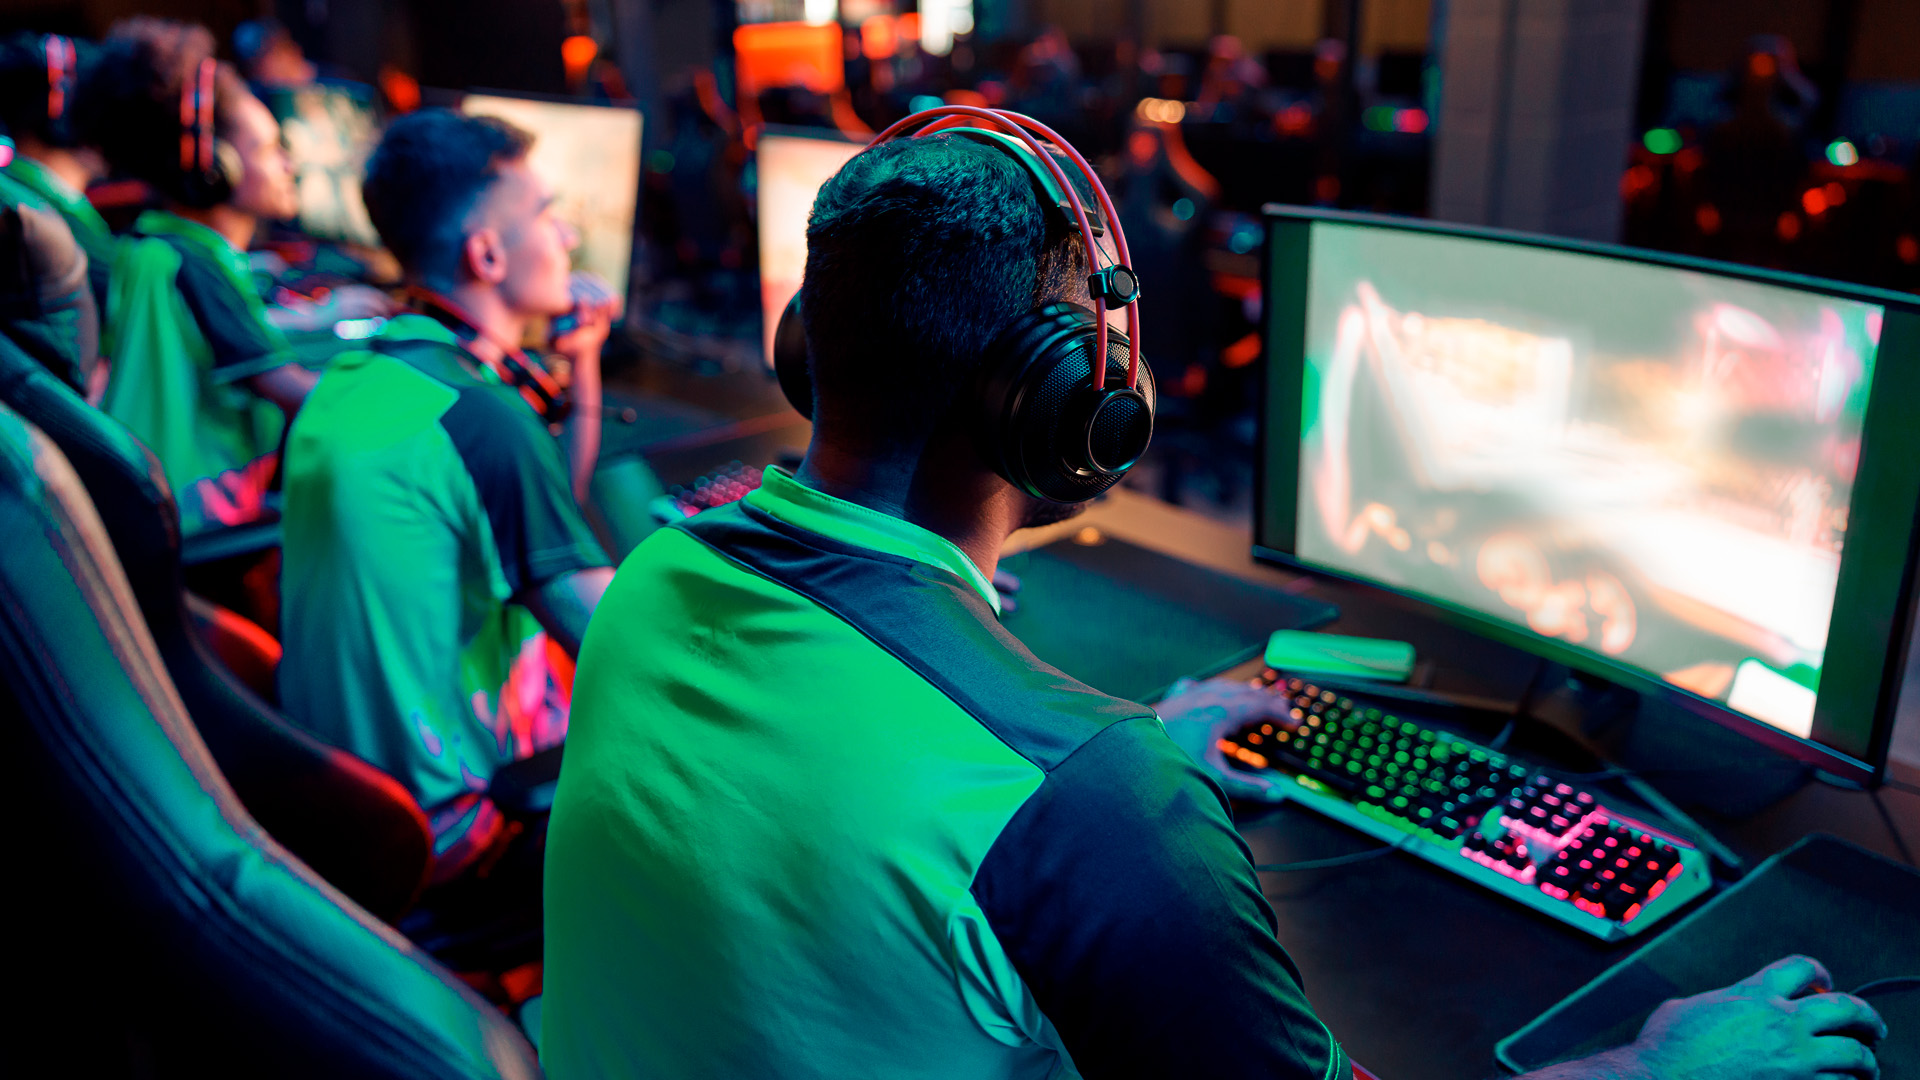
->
[542, 125, 1884, 1079]
[278, 109, 615, 882]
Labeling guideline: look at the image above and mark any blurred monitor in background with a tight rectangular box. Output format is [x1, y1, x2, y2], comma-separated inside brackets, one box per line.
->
[459, 92, 642, 300]
[259, 82, 383, 249]
[754, 127, 861, 366]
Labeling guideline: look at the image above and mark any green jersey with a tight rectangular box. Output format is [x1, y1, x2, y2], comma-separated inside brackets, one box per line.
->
[1, 155, 115, 312]
[99, 210, 296, 534]
[279, 314, 608, 866]
[543, 468, 1348, 1079]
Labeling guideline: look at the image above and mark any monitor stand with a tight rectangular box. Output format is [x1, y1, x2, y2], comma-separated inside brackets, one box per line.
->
[1524, 665, 1813, 822]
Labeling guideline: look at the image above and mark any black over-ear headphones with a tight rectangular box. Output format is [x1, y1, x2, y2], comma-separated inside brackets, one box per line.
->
[174, 56, 238, 208]
[773, 105, 1153, 505]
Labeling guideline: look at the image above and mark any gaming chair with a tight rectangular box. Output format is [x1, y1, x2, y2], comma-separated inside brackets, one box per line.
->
[0, 340, 434, 920]
[0, 401, 541, 1078]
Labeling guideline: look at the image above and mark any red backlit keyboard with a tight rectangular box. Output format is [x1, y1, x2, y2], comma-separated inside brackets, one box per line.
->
[1213, 671, 1711, 939]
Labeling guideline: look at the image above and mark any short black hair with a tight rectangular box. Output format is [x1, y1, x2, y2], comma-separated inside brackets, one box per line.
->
[800, 133, 1088, 453]
[361, 108, 534, 286]
[0, 32, 101, 149]
[84, 19, 250, 199]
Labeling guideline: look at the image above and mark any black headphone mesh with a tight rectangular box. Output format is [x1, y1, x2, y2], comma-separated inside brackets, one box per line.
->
[1089, 386, 1152, 472]
[1019, 330, 1150, 502]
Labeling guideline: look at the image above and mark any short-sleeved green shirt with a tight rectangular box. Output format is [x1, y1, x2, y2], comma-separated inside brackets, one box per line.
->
[99, 210, 295, 534]
[2, 155, 115, 312]
[278, 314, 608, 853]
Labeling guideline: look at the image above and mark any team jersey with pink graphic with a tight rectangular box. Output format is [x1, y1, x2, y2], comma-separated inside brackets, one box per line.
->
[277, 315, 607, 867]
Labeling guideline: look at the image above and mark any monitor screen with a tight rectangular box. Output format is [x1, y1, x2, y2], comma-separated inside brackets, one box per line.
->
[1258, 211, 1920, 774]
[261, 82, 383, 248]
[755, 129, 864, 366]
[459, 93, 643, 298]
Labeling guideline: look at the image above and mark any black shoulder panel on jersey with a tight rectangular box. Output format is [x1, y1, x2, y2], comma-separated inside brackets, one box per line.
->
[973, 716, 1344, 1080]
[437, 380, 608, 596]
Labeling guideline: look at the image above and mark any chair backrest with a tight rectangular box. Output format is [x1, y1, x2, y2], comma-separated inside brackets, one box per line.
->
[0, 401, 542, 1079]
[0, 341, 433, 920]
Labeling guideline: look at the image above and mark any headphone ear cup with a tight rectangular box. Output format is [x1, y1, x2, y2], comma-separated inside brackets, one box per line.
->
[773, 292, 814, 420]
[173, 141, 236, 209]
[976, 302, 1154, 504]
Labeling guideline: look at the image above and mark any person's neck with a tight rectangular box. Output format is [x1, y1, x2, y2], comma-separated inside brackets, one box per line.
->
[166, 201, 257, 251]
[16, 142, 98, 195]
[436, 282, 530, 363]
[795, 430, 1028, 580]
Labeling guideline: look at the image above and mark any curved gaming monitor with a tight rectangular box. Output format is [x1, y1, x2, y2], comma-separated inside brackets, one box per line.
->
[1256, 207, 1920, 781]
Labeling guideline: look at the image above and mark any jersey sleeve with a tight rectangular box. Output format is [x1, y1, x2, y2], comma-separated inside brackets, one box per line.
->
[437, 385, 610, 596]
[970, 715, 1349, 1080]
[170, 242, 294, 384]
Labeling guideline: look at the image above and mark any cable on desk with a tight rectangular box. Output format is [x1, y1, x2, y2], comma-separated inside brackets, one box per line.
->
[1884, 778, 1920, 799]
[1850, 976, 1920, 998]
[1869, 788, 1915, 867]
[1254, 839, 1406, 874]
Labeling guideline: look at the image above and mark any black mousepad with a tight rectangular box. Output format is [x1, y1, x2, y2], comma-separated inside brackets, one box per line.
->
[997, 533, 1337, 704]
[1497, 834, 1920, 1076]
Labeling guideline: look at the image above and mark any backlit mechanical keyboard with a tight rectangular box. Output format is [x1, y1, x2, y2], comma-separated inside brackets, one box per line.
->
[1214, 671, 1712, 941]
[649, 461, 763, 523]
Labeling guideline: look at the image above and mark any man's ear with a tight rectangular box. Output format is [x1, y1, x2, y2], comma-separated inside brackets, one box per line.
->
[463, 227, 508, 286]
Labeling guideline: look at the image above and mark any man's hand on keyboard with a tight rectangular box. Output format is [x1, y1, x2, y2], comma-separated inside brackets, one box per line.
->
[1521, 955, 1884, 1080]
[1156, 677, 1297, 801]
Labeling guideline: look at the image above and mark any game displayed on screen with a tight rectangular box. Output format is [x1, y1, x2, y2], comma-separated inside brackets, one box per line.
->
[262, 83, 383, 248]
[1289, 223, 1885, 738]
[459, 94, 643, 298]
[755, 132, 863, 366]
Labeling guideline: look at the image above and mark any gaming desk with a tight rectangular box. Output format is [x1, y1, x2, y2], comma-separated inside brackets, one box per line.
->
[629, 392, 1920, 1080]
[1019, 488, 1920, 1080]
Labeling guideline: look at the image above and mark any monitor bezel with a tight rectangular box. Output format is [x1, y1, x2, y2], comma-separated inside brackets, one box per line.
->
[1254, 205, 1920, 782]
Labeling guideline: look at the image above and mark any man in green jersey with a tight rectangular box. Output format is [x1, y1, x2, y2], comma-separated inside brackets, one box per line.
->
[86, 19, 312, 533]
[0, 33, 111, 399]
[0, 32, 108, 396]
[279, 108, 615, 879]
[0, 34, 113, 322]
[542, 134, 1885, 1078]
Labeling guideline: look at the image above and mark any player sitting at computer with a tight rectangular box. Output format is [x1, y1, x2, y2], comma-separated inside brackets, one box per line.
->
[85, 18, 313, 533]
[1, 31, 115, 391]
[278, 108, 615, 886]
[538, 114, 1885, 1079]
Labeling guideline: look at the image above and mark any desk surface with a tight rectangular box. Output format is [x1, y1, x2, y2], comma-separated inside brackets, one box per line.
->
[1021, 488, 1920, 1080]
[641, 413, 1920, 1079]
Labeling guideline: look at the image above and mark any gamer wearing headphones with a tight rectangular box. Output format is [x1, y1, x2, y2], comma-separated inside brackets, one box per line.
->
[0, 33, 114, 339]
[84, 18, 310, 534]
[277, 108, 616, 883]
[541, 112, 1886, 1079]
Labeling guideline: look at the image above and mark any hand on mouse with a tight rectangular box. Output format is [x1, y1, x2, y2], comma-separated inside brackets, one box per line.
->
[1519, 955, 1885, 1080]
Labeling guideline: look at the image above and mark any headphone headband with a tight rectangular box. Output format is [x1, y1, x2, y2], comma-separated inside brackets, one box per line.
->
[774, 107, 1155, 505]
[867, 105, 1141, 393]
[44, 35, 74, 122]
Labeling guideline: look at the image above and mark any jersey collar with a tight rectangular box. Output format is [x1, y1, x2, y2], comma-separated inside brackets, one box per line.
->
[361, 313, 506, 386]
[746, 466, 1002, 615]
[3, 156, 108, 235]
